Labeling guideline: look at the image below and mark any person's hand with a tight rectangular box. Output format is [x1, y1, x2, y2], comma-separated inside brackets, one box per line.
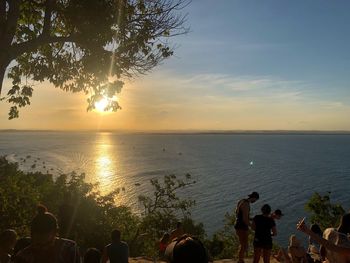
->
[296, 217, 309, 233]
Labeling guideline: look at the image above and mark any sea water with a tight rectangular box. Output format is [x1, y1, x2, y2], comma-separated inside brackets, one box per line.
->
[1, 131, 350, 246]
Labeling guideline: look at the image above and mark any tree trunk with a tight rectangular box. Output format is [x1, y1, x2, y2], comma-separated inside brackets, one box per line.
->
[0, 61, 6, 95]
[0, 46, 13, 95]
[0, 55, 10, 95]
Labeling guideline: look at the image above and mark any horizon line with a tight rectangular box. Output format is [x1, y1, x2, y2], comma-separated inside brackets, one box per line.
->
[1, 129, 350, 135]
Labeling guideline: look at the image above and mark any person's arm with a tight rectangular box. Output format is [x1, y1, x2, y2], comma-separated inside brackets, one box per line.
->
[271, 226, 277, 236]
[297, 218, 350, 256]
[251, 218, 256, 230]
[101, 247, 108, 263]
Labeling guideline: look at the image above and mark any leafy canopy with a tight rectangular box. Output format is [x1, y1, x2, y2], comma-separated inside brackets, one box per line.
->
[0, 0, 189, 119]
[305, 192, 345, 230]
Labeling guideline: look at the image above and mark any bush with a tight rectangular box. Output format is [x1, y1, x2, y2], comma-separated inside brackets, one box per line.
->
[0, 156, 205, 258]
[305, 192, 345, 230]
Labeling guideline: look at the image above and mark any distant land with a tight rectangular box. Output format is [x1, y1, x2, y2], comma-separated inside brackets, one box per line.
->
[1, 129, 350, 135]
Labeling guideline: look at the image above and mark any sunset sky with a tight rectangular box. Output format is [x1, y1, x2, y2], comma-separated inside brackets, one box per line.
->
[1, 0, 350, 131]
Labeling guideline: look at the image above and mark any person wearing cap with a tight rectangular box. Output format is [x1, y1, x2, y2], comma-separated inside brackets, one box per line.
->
[234, 191, 260, 263]
[271, 209, 284, 221]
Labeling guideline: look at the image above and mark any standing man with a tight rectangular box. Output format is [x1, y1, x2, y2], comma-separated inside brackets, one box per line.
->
[234, 191, 259, 263]
[101, 229, 129, 263]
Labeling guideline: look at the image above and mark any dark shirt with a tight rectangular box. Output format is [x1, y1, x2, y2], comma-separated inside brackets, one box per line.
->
[14, 238, 79, 263]
[106, 241, 129, 263]
[253, 215, 275, 247]
[234, 199, 250, 230]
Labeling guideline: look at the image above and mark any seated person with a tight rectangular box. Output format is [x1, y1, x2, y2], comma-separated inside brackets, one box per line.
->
[101, 229, 128, 263]
[288, 235, 308, 263]
[0, 229, 17, 263]
[14, 205, 79, 263]
[297, 214, 350, 263]
[307, 224, 323, 262]
[165, 234, 208, 263]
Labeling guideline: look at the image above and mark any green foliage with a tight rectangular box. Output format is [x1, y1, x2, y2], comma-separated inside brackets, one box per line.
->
[305, 192, 345, 230]
[207, 211, 240, 259]
[0, 156, 139, 251]
[0, 156, 205, 258]
[137, 173, 205, 257]
[0, 0, 190, 118]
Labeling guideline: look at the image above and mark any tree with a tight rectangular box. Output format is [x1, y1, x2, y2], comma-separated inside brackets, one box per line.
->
[305, 192, 345, 230]
[0, 0, 189, 119]
[137, 174, 205, 257]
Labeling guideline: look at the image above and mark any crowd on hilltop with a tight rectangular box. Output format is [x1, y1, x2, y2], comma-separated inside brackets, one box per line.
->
[0, 204, 208, 263]
[1, 192, 350, 263]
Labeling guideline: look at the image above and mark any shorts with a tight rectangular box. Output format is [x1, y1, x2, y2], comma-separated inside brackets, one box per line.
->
[253, 239, 272, 250]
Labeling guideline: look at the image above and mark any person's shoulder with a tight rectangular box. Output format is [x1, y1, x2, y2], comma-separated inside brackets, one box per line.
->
[14, 245, 35, 262]
[120, 241, 129, 247]
[56, 237, 77, 247]
[323, 228, 336, 239]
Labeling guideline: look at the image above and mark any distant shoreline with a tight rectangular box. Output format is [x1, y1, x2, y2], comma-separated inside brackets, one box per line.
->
[1, 129, 350, 135]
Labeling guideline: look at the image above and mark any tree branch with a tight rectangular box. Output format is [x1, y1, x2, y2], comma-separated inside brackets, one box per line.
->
[0, 1, 6, 37]
[10, 35, 77, 59]
[3, 0, 21, 46]
[42, 0, 54, 37]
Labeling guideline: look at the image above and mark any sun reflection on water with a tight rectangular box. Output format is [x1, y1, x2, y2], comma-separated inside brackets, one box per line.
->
[94, 133, 126, 204]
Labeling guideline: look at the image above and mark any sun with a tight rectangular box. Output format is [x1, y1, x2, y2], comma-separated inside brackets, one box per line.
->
[94, 98, 109, 112]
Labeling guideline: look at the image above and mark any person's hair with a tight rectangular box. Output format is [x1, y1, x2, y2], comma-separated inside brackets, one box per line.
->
[261, 204, 271, 215]
[31, 205, 58, 235]
[160, 232, 170, 244]
[310, 224, 322, 236]
[0, 229, 17, 247]
[84, 248, 101, 263]
[289, 234, 300, 247]
[111, 229, 121, 242]
[176, 222, 182, 228]
[248, 191, 259, 200]
[339, 213, 350, 233]
[13, 237, 31, 256]
[274, 209, 283, 216]
[166, 234, 208, 263]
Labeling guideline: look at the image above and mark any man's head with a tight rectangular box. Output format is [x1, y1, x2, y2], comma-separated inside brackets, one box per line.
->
[339, 213, 350, 234]
[111, 229, 121, 243]
[176, 222, 182, 229]
[261, 204, 271, 215]
[0, 229, 17, 253]
[165, 234, 208, 263]
[31, 205, 58, 245]
[272, 209, 284, 220]
[248, 191, 259, 203]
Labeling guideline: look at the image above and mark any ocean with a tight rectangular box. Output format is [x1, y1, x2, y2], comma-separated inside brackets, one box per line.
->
[1, 131, 350, 246]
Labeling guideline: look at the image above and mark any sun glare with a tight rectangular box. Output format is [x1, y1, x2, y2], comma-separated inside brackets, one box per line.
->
[94, 98, 109, 112]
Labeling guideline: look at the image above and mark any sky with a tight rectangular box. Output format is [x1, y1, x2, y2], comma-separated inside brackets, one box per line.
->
[1, 0, 350, 131]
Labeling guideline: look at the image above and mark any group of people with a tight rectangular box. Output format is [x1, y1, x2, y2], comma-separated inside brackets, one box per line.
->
[234, 191, 350, 263]
[234, 191, 284, 263]
[2, 195, 350, 263]
[0, 205, 128, 263]
[0, 205, 209, 263]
